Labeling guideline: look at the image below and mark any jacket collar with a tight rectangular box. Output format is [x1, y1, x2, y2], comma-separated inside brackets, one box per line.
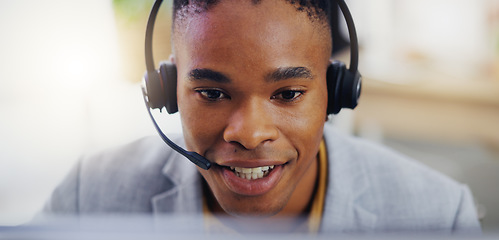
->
[321, 124, 377, 233]
[151, 137, 204, 215]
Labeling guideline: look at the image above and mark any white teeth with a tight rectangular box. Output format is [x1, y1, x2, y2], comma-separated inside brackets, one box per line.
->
[251, 172, 258, 180]
[229, 165, 276, 180]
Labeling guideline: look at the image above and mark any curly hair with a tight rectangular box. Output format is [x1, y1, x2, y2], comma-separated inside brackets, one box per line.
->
[172, 0, 331, 29]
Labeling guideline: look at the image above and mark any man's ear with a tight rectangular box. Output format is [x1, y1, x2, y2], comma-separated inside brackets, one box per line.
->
[169, 54, 176, 64]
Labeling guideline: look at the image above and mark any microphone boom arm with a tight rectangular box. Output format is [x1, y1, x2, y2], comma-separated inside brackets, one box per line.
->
[141, 86, 212, 170]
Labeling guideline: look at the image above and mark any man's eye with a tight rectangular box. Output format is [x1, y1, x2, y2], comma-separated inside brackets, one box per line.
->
[196, 89, 228, 100]
[272, 90, 304, 101]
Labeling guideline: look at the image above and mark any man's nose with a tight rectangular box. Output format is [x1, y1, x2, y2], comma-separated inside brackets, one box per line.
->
[223, 99, 279, 150]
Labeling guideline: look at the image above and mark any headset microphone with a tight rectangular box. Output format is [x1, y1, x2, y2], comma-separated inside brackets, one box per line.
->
[142, 0, 211, 170]
[142, 85, 211, 170]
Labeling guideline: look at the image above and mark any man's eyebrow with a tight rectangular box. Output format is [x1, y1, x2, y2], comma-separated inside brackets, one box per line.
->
[188, 69, 231, 83]
[266, 67, 313, 82]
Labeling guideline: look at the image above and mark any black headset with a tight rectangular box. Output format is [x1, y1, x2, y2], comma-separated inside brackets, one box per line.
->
[142, 0, 361, 170]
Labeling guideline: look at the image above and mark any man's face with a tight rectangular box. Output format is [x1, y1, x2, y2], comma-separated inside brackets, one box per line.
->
[174, 0, 331, 218]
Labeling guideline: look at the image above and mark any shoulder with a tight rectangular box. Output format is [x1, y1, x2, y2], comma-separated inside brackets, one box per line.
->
[43, 135, 188, 214]
[322, 124, 480, 232]
[79, 136, 175, 184]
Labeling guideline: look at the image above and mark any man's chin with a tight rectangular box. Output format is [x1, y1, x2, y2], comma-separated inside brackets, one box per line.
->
[222, 207, 281, 219]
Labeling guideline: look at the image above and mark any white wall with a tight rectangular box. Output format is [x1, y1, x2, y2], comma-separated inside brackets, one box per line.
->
[349, 0, 494, 83]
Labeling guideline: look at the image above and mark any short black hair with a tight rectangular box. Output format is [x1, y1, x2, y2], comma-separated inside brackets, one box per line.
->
[172, 0, 331, 29]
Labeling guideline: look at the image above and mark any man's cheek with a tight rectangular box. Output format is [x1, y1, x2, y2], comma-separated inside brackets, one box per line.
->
[190, 121, 221, 153]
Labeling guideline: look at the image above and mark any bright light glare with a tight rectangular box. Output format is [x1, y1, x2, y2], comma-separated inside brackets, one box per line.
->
[54, 44, 96, 86]
[0, 0, 157, 226]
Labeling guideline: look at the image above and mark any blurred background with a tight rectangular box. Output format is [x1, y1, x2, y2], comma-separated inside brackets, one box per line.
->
[0, 0, 498, 233]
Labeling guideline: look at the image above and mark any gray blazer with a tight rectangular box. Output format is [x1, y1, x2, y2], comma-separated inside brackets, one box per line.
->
[42, 125, 481, 234]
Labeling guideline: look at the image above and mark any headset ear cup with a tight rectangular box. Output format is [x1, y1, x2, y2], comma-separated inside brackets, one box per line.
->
[341, 69, 362, 110]
[326, 61, 345, 115]
[326, 60, 362, 115]
[159, 62, 178, 114]
[144, 70, 164, 109]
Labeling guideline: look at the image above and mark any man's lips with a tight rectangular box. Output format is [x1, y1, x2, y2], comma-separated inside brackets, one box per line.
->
[215, 159, 288, 169]
[214, 158, 290, 179]
[229, 165, 275, 180]
[213, 161, 289, 196]
[205, 144, 296, 169]
[204, 146, 296, 195]
[215, 163, 281, 180]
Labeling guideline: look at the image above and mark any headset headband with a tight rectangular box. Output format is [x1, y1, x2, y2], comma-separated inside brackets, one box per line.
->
[144, 0, 359, 75]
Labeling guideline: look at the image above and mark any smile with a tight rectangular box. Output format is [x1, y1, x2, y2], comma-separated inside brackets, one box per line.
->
[219, 162, 286, 196]
[229, 166, 275, 180]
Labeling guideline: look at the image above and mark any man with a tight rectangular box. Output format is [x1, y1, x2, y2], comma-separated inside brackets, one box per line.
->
[41, 0, 481, 234]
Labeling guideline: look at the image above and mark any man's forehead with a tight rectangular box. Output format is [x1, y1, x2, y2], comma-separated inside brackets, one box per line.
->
[172, 0, 330, 42]
[172, 0, 331, 59]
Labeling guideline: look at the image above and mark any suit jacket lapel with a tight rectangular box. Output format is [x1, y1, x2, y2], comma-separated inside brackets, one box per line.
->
[321, 125, 377, 233]
[151, 142, 204, 215]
